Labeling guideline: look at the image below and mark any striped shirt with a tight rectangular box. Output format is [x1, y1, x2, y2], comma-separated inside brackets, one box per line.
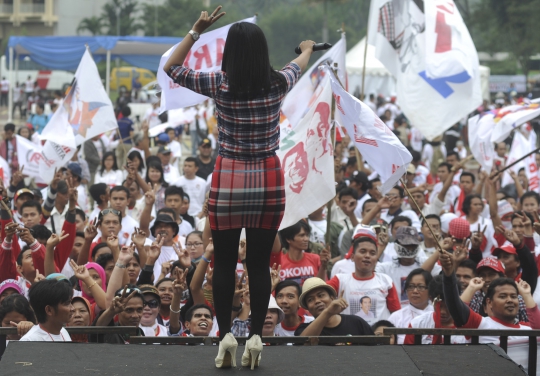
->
[167, 63, 301, 161]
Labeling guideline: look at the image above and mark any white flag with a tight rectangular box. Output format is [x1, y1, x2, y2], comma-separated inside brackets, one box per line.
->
[158, 17, 256, 112]
[16, 129, 76, 184]
[41, 49, 117, 146]
[277, 77, 335, 230]
[490, 100, 540, 143]
[368, 0, 482, 140]
[468, 112, 495, 173]
[282, 34, 347, 129]
[501, 125, 539, 193]
[328, 67, 412, 194]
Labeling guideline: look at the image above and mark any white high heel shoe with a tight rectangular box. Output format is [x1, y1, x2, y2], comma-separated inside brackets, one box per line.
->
[241, 334, 262, 370]
[215, 333, 238, 368]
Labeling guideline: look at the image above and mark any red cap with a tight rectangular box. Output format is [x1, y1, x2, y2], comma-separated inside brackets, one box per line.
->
[476, 257, 505, 274]
[492, 242, 517, 257]
[345, 225, 378, 259]
[448, 218, 471, 239]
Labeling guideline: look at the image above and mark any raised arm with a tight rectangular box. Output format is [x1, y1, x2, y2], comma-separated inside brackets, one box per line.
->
[190, 238, 214, 305]
[440, 250, 471, 327]
[291, 41, 315, 73]
[106, 245, 135, 307]
[163, 7, 226, 72]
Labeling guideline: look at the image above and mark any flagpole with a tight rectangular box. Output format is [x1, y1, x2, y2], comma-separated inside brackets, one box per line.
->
[360, 29, 368, 101]
[325, 63, 339, 246]
[400, 178, 444, 253]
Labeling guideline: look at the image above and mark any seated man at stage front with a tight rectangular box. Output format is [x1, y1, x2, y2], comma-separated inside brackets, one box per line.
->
[183, 304, 213, 337]
[20, 279, 73, 342]
[294, 277, 374, 337]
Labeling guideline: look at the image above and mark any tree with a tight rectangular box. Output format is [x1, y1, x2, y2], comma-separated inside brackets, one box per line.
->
[77, 16, 106, 36]
[101, 0, 144, 36]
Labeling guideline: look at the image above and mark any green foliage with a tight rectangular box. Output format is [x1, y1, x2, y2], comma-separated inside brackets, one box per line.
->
[101, 0, 144, 36]
[76, 16, 106, 36]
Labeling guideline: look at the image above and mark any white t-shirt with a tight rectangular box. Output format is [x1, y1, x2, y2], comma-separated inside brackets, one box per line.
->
[153, 245, 179, 284]
[1, 79, 9, 92]
[380, 209, 421, 231]
[376, 258, 428, 305]
[274, 315, 314, 337]
[144, 107, 161, 129]
[330, 258, 355, 278]
[327, 272, 401, 326]
[20, 325, 71, 342]
[388, 304, 434, 344]
[407, 312, 468, 344]
[163, 164, 180, 184]
[94, 169, 124, 188]
[76, 185, 89, 213]
[139, 322, 168, 337]
[172, 176, 207, 216]
[25, 80, 34, 93]
[308, 219, 327, 246]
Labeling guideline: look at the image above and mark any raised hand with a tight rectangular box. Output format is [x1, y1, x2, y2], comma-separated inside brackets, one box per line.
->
[106, 233, 119, 251]
[34, 269, 45, 283]
[69, 259, 90, 281]
[192, 5, 226, 33]
[4, 222, 19, 241]
[238, 239, 246, 261]
[204, 238, 214, 258]
[173, 242, 190, 269]
[161, 260, 174, 276]
[468, 277, 485, 292]
[453, 238, 469, 265]
[470, 224, 486, 249]
[46, 231, 70, 248]
[118, 244, 134, 265]
[10, 166, 25, 187]
[326, 290, 349, 315]
[144, 184, 157, 206]
[131, 227, 147, 249]
[10, 320, 34, 337]
[110, 285, 137, 314]
[205, 265, 214, 288]
[319, 246, 331, 266]
[18, 227, 35, 245]
[241, 276, 250, 306]
[439, 249, 454, 277]
[50, 168, 63, 191]
[441, 237, 454, 252]
[173, 269, 188, 296]
[67, 177, 78, 210]
[514, 212, 533, 236]
[84, 218, 98, 241]
[517, 279, 532, 297]
[270, 263, 281, 291]
[496, 225, 521, 246]
[378, 229, 389, 248]
[234, 272, 246, 299]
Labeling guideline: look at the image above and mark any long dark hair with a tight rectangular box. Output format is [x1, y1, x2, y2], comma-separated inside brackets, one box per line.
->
[221, 22, 286, 99]
[100, 151, 119, 175]
[145, 161, 169, 188]
[127, 150, 145, 173]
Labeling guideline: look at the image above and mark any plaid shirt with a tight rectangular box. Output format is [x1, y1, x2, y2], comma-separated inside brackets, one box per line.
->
[167, 63, 300, 161]
[469, 290, 528, 323]
[231, 318, 251, 337]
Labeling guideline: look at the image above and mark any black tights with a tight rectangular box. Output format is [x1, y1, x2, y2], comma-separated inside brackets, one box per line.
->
[211, 227, 276, 340]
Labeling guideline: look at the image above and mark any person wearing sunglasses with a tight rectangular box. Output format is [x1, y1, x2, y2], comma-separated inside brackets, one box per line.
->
[92, 284, 145, 344]
[139, 285, 168, 338]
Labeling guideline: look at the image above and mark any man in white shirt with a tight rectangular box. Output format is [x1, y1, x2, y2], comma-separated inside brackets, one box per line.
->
[379, 186, 421, 231]
[109, 186, 138, 246]
[0, 76, 9, 107]
[158, 146, 180, 184]
[166, 127, 182, 166]
[172, 157, 206, 217]
[150, 214, 181, 283]
[20, 279, 73, 342]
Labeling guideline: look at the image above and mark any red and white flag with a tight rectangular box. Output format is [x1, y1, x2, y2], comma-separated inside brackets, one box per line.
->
[277, 76, 335, 230]
[328, 67, 412, 194]
[158, 17, 256, 112]
[282, 33, 347, 129]
[468, 112, 496, 173]
[490, 99, 540, 143]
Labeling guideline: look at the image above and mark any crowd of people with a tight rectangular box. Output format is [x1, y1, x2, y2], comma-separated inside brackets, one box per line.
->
[0, 23, 539, 375]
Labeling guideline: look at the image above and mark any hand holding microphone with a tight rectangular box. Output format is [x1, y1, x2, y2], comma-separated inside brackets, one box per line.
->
[295, 41, 332, 54]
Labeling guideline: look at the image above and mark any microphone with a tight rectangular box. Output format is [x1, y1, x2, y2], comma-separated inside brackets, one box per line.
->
[295, 42, 332, 55]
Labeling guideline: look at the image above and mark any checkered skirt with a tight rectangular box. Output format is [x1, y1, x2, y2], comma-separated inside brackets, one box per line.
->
[208, 155, 285, 230]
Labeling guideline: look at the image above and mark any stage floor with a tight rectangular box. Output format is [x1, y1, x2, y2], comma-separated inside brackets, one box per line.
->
[1, 343, 527, 376]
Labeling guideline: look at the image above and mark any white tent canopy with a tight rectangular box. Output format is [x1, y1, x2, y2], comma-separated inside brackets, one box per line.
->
[346, 37, 490, 100]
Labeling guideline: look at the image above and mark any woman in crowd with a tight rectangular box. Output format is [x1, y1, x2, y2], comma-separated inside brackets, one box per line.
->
[145, 160, 168, 212]
[95, 152, 123, 188]
[127, 253, 141, 285]
[126, 150, 146, 178]
[0, 294, 36, 342]
[185, 231, 205, 264]
[156, 278, 175, 327]
[139, 285, 168, 337]
[68, 296, 93, 343]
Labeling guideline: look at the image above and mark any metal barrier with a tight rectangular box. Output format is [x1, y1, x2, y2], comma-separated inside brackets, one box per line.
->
[383, 328, 540, 376]
[0, 326, 139, 359]
[128, 335, 392, 346]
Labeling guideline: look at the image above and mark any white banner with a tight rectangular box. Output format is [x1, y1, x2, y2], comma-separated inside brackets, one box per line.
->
[277, 76, 335, 230]
[282, 34, 347, 129]
[328, 67, 412, 194]
[490, 99, 540, 143]
[468, 112, 495, 173]
[502, 126, 539, 192]
[41, 49, 117, 146]
[158, 17, 256, 112]
[16, 135, 42, 179]
[367, 0, 482, 140]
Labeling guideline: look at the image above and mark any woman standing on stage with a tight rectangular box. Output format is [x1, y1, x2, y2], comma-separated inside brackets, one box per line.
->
[164, 5, 314, 369]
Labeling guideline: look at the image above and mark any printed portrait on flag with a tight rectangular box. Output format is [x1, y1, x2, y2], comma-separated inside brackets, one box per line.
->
[282, 142, 309, 194]
[306, 101, 332, 174]
[378, 0, 425, 73]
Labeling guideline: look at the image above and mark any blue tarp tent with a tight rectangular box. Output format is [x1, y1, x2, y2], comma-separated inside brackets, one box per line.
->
[5, 35, 181, 121]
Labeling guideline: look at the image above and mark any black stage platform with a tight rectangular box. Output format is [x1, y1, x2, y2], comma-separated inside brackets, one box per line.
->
[0, 342, 527, 376]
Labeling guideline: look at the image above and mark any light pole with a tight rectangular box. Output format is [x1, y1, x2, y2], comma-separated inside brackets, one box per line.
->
[154, 0, 158, 36]
[115, 6, 120, 68]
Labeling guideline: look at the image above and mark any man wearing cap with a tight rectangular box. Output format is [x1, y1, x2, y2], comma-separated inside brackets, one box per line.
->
[150, 214, 182, 283]
[195, 138, 216, 180]
[327, 232, 401, 326]
[294, 277, 374, 337]
[376, 226, 429, 304]
[157, 145, 180, 184]
[232, 295, 285, 337]
[67, 162, 88, 212]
